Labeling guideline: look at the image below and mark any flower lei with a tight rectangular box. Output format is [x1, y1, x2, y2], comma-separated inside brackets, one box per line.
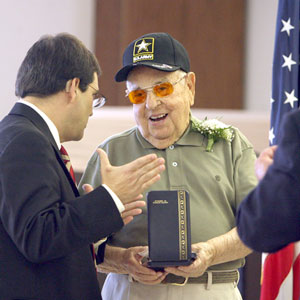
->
[191, 117, 234, 152]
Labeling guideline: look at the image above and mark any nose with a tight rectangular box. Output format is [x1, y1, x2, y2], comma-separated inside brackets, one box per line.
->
[145, 92, 160, 110]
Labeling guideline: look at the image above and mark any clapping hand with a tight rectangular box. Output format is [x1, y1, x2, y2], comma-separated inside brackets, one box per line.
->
[82, 184, 145, 225]
[98, 149, 165, 205]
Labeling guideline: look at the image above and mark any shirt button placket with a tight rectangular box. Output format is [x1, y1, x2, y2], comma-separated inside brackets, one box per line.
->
[167, 144, 182, 187]
[169, 145, 178, 167]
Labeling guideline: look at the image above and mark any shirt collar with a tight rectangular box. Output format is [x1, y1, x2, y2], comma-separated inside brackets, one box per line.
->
[18, 99, 61, 149]
[136, 116, 204, 149]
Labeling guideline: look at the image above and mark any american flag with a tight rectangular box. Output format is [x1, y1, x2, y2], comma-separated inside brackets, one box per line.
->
[262, 0, 300, 299]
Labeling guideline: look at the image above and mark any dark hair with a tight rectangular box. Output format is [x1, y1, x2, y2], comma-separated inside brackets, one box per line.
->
[15, 33, 101, 98]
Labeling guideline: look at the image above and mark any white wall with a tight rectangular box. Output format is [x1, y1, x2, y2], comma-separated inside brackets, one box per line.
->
[0, 0, 95, 119]
[0, 0, 277, 119]
[244, 0, 278, 112]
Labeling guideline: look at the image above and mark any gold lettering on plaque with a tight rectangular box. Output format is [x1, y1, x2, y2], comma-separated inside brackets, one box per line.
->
[152, 200, 168, 204]
[177, 190, 188, 260]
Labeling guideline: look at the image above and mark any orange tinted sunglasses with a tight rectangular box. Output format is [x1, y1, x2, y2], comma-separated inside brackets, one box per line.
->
[125, 74, 187, 104]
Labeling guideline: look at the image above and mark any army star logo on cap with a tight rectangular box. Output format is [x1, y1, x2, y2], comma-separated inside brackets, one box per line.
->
[133, 38, 154, 63]
[136, 39, 151, 53]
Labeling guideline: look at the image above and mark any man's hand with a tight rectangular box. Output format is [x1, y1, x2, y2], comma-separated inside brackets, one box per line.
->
[164, 242, 213, 278]
[82, 184, 145, 225]
[255, 145, 277, 180]
[121, 201, 145, 225]
[98, 245, 168, 285]
[165, 227, 252, 278]
[97, 149, 165, 204]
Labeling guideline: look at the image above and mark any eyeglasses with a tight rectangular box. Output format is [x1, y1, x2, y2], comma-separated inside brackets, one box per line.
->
[125, 74, 187, 104]
[89, 84, 106, 108]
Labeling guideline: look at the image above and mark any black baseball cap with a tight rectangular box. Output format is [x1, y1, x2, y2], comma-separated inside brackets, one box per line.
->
[115, 32, 190, 82]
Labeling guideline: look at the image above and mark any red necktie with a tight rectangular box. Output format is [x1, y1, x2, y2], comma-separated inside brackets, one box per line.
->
[60, 145, 76, 183]
[60, 145, 96, 268]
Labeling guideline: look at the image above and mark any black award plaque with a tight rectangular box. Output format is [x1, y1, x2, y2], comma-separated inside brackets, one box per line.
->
[147, 190, 196, 269]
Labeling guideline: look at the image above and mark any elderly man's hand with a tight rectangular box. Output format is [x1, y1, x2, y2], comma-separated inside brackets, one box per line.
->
[98, 245, 168, 285]
[164, 242, 214, 278]
[165, 228, 252, 278]
[98, 149, 165, 205]
[255, 145, 277, 180]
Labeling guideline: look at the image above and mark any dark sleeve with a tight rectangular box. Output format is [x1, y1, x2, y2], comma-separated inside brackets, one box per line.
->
[96, 242, 107, 264]
[236, 110, 300, 252]
[0, 130, 123, 263]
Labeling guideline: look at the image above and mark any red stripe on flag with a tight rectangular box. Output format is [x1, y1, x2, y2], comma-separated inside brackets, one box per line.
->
[260, 243, 294, 300]
[293, 252, 300, 300]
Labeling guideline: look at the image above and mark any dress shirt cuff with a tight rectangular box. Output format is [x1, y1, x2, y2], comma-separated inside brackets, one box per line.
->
[102, 184, 125, 213]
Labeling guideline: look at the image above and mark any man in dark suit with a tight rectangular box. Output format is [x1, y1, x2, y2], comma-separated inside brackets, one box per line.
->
[0, 33, 165, 300]
[237, 109, 300, 252]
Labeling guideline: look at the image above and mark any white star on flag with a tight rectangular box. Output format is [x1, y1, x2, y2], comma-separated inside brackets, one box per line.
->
[282, 53, 297, 71]
[136, 39, 151, 53]
[281, 18, 294, 36]
[284, 89, 298, 108]
[269, 127, 275, 144]
[270, 98, 275, 104]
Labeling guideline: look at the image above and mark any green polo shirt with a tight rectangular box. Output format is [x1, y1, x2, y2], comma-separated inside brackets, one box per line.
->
[79, 116, 257, 270]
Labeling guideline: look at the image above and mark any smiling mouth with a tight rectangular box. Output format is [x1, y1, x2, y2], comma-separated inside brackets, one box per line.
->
[149, 113, 168, 121]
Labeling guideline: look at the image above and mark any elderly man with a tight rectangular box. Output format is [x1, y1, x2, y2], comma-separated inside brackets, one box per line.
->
[79, 32, 257, 300]
[0, 33, 165, 300]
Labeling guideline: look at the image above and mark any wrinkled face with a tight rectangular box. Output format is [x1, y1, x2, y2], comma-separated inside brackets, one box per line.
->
[126, 67, 195, 149]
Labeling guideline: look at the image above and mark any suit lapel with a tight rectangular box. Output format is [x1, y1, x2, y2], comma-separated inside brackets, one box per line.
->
[9, 103, 79, 196]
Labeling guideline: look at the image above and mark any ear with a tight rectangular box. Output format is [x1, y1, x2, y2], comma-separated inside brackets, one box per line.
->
[65, 78, 80, 102]
[186, 72, 196, 106]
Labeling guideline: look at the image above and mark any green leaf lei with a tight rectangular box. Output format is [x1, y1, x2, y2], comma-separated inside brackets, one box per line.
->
[191, 117, 234, 152]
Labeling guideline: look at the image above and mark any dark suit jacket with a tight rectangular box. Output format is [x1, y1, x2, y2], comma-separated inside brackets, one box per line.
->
[0, 103, 123, 300]
[237, 109, 300, 253]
